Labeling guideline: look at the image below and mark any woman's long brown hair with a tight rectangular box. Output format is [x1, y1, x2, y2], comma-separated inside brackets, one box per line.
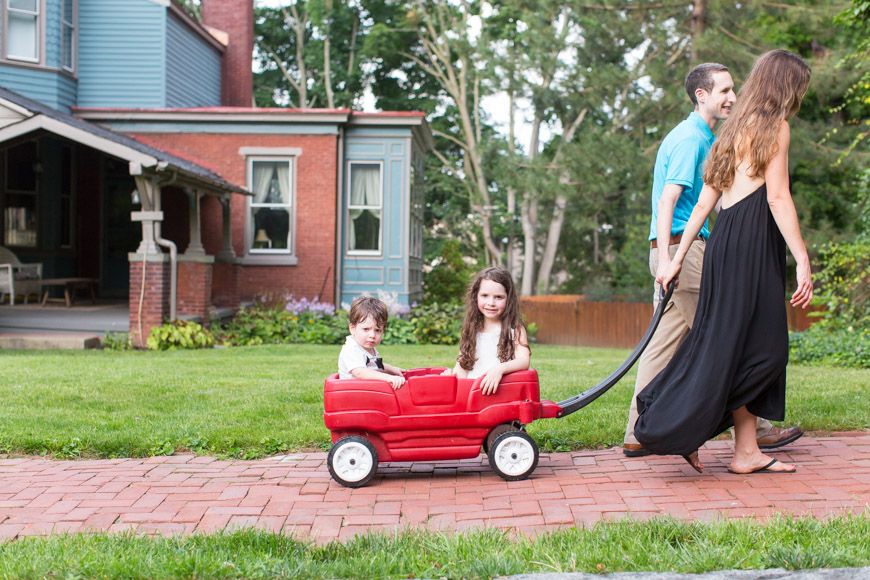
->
[703, 50, 811, 191]
[457, 267, 528, 371]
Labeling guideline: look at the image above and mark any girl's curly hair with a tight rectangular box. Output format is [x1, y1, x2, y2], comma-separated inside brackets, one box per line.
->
[457, 267, 528, 371]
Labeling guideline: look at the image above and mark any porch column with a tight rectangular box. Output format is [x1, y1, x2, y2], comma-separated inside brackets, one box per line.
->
[216, 195, 236, 260]
[131, 175, 162, 256]
[184, 188, 206, 257]
[213, 194, 241, 309]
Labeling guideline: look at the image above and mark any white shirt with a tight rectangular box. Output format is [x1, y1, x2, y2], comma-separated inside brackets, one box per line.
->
[467, 328, 503, 379]
[338, 335, 382, 379]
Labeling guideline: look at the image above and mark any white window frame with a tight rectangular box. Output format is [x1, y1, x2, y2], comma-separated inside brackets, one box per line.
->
[346, 160, 384, 256]
[245, 155, 296, 256]
[4, 0, 42, 64]
[60, 0, 75, 73]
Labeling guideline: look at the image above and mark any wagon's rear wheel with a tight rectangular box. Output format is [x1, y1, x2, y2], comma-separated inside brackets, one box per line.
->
[488, 430, 539, 481]
[483, 423, 520, 456]
[327, 435, 378, 488]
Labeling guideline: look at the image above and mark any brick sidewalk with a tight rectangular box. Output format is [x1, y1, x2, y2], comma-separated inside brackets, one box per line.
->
[1, 433, 868, 543]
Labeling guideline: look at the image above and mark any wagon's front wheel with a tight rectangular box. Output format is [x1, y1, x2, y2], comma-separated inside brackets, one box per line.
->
[488, 430, 539, 481]
[327, 436, 378, 488]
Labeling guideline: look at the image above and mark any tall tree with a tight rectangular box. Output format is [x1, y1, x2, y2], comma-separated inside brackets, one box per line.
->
[396, 0, 507, 265]
[254, 0, 368, 108]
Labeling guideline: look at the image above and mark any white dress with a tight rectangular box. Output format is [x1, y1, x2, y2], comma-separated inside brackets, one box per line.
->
[467, 328, 503, 379]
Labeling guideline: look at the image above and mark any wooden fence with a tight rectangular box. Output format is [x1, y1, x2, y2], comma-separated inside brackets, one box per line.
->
[521, 295, 823, 349]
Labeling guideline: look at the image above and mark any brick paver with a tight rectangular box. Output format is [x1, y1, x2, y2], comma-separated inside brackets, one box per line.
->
[1, 433, 868, 542]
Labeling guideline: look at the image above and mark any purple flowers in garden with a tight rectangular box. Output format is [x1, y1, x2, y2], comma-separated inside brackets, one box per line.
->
[285, 296, 335, 318]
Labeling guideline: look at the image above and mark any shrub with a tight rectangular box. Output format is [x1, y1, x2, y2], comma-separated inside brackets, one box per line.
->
[382, 317, 419, 345]
[789, 326, 870, 369]
[147, 320, 214, 350]
[217, 296, 347, 346]
[811, 241, 870, 331]
[423, 240, 474, 305]
[410, 301, 464, 345]
[101, 332, 135, 351]
[218, 294, 467, 347]
[215, 308, 297, 345]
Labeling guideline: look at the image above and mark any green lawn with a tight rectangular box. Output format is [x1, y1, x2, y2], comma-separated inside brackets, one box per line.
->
[1, 344, 867, 459]
[0, 516, 868, 579]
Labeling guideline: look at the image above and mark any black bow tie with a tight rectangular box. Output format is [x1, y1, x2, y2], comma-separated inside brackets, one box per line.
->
[369, 356, 384, 370]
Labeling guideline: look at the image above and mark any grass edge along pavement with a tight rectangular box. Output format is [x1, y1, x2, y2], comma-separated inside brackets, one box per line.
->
[1, 344, 868, 460]
[0, 515, 869, 579]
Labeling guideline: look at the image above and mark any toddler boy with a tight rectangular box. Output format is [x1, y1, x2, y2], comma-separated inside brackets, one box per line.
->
[338, 296, 406, 389]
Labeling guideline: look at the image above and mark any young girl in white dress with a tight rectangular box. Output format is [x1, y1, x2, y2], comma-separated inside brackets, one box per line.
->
[443, 267, 531, 394]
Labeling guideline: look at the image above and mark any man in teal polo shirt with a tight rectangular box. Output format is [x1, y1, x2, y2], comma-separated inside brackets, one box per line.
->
[623, 62, 803, 457]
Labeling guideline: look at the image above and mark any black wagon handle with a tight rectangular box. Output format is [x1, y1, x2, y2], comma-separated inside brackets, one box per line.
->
[555, 279, 676, 417]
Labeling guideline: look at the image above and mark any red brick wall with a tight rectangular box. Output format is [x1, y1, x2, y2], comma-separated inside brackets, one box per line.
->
[129, 261, 170, 345]
[212, 262, 241, 307]
[202, 0, 253, 106]
[161, 187, 191, 251]
[177, 261, 213, 323]
[128, 133, 338, 305]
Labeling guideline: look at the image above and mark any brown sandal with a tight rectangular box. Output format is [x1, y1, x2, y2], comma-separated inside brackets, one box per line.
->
[682, 451, 703, 473]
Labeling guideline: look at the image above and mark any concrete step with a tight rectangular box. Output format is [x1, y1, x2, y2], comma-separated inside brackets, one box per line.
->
[0, 333, 101, 350]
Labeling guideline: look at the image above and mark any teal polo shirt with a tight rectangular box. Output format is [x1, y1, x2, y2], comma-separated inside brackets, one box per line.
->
[649, 112, 713, 241]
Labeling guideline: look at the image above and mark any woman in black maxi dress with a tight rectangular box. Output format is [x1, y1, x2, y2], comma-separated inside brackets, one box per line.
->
[633, 49, 814, 474]
[634, 182, 788, 456]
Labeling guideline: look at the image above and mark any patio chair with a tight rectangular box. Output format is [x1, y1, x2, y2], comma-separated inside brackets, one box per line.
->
[0, 246, 43, 305]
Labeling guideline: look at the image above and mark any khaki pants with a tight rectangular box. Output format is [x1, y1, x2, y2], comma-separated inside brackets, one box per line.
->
[623, 240, 773, 445]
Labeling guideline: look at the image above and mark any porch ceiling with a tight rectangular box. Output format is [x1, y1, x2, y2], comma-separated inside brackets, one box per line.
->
[0, 87, 248, 197]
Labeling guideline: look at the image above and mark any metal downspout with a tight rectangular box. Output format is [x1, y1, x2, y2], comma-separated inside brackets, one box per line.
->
[334, 124, 345, 307]
[153, 170, 179, 320]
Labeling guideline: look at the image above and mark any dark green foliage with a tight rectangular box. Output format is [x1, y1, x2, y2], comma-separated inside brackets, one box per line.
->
[146, 320, 214, 350]
[217, 304, 348, 346]
[422, 239, 473, 305]
[217, 299, 461, 346]
[381, 317, 419, 345]
[812, 241, 870, 330]
[408, 301, 464, 345]
[788, 240, 870, 369]
[789, 327, 870, 368]
[101, 332, 135, 351]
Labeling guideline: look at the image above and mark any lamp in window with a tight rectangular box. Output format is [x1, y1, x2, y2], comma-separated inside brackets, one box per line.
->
[254, 228, 271, 249]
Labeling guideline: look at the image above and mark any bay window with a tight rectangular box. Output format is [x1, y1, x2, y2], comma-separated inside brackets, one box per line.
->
[347, 162, 382, 254]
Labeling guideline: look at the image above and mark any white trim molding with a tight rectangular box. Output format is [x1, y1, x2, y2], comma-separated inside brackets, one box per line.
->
[238, 146, 303, 157]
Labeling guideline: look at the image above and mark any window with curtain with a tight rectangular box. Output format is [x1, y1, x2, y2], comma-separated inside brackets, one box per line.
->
[3, 141, 38, 248]
[347, 163, 382, 253]
[248, 159, 293, 254]
[61, 0, 74, 72]
[6, 0, 40, 62]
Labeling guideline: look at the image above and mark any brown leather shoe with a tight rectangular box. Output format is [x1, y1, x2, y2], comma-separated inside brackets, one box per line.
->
[623, 443, 652, 457]
[757, 426, 803, 450]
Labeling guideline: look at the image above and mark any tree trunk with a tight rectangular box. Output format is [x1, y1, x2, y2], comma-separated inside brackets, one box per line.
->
[533, 109, 587, 294]
[520, 198, 538, 296]
[286, 5, 309, 107]
[536, 193, 566, 294]
[691, 0, 706, 62]
[323, 0, 335, 109]
[519, 110, 544, 294]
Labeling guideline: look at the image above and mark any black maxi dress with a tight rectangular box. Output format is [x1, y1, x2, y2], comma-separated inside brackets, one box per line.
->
[634, 183, 789, 456]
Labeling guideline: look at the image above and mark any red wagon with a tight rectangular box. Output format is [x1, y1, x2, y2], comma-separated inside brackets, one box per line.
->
[323, 284, 674, 487]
